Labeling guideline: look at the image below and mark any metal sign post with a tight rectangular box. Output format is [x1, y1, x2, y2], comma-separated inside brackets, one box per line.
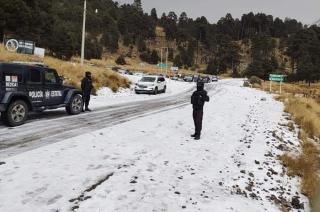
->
[269, 74, 286, 94]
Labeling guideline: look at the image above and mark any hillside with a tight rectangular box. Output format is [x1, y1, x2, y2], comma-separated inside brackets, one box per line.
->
[0, 45, 130, 92]
[0, 0, 319, 82]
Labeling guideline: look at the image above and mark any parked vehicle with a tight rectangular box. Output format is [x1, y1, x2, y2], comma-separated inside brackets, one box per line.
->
[211, 76, 219, 82]
[171, 76, 179, 81]
[118, 69, 133, 75]
[0, 62, 83, 126]
[135, 76, 166, 95]
[118, 69, 127, 75]
[183, 76, 194, 82]
[200, 76, 211, 83]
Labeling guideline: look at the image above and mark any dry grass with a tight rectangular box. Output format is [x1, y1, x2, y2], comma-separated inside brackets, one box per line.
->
[73, 50, 204, 77]
[266, 81, 320, 210]
[262, 81, 320, 103]
[280, 139, 320, 210]
[276, 95, 320, 139]
[280, 140, 320, 196]
[0, 45, 131, 92]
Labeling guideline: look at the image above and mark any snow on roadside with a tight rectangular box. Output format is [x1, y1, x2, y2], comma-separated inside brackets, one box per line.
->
[0, 79, 309, 212]
[92, 74, 194, 108]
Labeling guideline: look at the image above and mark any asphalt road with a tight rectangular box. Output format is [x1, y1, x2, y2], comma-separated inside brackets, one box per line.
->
[0, 82, 225, 159]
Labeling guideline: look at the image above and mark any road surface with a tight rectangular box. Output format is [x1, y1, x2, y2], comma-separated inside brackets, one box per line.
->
[0, 82, 226, 159]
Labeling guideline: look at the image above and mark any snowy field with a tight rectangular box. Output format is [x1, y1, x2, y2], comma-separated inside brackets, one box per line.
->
[0, 79, 309, 212]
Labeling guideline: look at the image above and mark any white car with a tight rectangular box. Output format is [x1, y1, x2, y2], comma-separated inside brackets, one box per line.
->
[135, 76, 167, 95]
[211, 76, 219, 82]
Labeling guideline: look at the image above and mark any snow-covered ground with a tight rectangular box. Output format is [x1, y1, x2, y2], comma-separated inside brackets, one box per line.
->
[0, 79, 309, 212]
[92, 75, 194, 108]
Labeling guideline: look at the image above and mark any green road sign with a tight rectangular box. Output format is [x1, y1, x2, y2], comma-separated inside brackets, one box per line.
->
[157, 63, 168, 68]
[269, 74, 285, 82]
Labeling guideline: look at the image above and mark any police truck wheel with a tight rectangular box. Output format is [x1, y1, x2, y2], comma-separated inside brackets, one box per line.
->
[66, 94, 83, 115]
[5, 100, 28, 127]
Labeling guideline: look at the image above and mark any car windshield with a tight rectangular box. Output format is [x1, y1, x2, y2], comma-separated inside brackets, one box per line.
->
[140, 77, 156, 82]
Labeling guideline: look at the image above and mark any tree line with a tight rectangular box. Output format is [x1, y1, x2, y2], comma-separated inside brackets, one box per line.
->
[0, 0, 319, 83]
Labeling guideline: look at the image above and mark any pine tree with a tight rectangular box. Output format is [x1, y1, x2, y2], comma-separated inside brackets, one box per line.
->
[133, 0, 142, 12]
[151, 8, 158, 21]
[150, 50, 160, 64]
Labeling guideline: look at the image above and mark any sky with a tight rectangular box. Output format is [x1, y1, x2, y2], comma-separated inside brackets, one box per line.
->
[116, 0, 320, 25]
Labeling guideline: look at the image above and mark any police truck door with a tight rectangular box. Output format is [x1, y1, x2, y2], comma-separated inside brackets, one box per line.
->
[27, 67, 44, 107]
[43, 69, 64, 105]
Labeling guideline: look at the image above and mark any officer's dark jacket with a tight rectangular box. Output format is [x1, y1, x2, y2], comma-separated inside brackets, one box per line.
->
[81, 77, 93, 95]
[191, 90, 210, 111]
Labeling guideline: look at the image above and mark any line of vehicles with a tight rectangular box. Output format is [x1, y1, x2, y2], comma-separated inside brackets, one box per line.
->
[111, 66, 219, 83]
[112, 66, 219, 95]
[176, 75, 219, 83]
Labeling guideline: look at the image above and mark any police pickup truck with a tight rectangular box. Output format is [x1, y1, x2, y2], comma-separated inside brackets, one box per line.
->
[0, 62, 83, 126]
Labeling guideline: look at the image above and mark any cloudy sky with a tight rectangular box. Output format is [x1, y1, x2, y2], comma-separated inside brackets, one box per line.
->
[116, 0, 319, 25]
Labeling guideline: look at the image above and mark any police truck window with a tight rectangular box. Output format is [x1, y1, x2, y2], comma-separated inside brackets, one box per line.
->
[45, 71, 57, 84]
[29, 69, 41, 83]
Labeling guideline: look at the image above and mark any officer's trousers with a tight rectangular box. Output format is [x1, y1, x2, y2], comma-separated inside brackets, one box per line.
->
[193, 110, 203, 136]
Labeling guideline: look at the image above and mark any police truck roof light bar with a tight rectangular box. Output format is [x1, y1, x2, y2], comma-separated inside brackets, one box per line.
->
[11, 61, 48, 67]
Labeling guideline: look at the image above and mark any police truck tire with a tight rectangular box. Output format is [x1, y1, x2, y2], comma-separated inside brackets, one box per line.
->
[66, 94, 83, 115]
[5, 100, 28, 127]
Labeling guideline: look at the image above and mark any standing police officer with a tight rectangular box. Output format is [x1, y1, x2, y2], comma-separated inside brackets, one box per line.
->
[81, 71, 93, 112]
[191, 82, 210, 140]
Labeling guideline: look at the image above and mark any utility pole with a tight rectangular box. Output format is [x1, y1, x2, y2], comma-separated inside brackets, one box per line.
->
[166, 47, 168, 77]
[81, 0, 87, 66]
[159, 47, 168, 76]
[160, 48, 163, 74]
[196, 31, 201, 65]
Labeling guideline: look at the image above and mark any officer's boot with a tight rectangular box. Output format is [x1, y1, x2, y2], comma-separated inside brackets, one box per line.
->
[194, 135, 201, 140]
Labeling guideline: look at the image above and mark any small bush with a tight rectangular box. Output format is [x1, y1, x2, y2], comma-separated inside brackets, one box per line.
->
[115, 55, 126, 65]
[249, 76, 262, 85]
[243, 81, 251, 87]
